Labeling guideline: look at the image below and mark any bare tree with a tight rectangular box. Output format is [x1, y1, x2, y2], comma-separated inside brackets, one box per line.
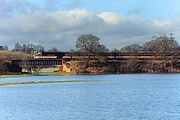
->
[76, 34, 99, 69]
[76, 34, 100, 53]
[144, 33, 179, 52]
[48, 47, 58, 52]
[121, 44, 144, 52]
[75, 34, 109, 71]
[13, 43, 44, 54]
[143, 33, 179, 72]
[111, 48, 120, 53]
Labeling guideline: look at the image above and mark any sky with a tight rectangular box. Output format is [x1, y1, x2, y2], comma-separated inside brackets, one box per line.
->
[0, 0, 180, 51]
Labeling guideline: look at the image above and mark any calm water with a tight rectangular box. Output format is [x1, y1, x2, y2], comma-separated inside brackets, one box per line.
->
[0, 74, 180, 120]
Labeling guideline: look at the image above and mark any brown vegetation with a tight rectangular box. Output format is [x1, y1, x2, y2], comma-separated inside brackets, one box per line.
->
[62, 33, 180, 74]
[0, 51, 33, 74]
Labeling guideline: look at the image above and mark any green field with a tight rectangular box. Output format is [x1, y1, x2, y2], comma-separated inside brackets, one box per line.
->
[36, 67, 77, 76]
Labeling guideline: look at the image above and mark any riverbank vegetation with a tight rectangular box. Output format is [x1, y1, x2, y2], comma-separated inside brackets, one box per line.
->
[0, 51, 33, 74]
[0, 33, 180, 75]
[63, 33, 180, 73]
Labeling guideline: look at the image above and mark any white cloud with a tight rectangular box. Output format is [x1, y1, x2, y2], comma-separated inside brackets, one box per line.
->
[0, 8, 179, 51]
[98, 12, 125, 24]
[152, 20, 171, 28]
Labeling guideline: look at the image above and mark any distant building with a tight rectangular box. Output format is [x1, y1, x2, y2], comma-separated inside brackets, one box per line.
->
[41, 51, 67, 59]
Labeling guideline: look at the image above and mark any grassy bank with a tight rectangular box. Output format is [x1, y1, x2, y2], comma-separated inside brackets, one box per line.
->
[0, 67, 76, 78]
[0, 80, 97, 86]
[36, 67, 77, 76]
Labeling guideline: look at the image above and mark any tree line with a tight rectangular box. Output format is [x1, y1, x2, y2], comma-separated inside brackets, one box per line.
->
[74, 33, 179, 54]
[75, 33, 179, 54]
[0, 33, 180, 74]
[121, 33, 179, 53]
[70, 33, 180, 73]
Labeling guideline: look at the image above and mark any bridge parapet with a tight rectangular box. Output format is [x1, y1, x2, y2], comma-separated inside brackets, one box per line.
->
[12, 59, 62, 67]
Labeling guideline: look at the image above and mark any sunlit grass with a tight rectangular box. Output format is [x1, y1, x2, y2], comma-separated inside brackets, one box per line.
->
[37, 67, 77, 76]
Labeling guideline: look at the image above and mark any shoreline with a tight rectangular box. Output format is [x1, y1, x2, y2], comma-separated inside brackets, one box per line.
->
[1, 71, 180, 79]
[0, 80, 97, 86]
[0, 74, 32, 78]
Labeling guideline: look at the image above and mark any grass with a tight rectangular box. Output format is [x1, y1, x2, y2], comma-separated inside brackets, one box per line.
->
[0, 66, 78, 79]
[48, 71, 77, 76]
[0, 80, 97, 86]
[37, 67, 77, 76]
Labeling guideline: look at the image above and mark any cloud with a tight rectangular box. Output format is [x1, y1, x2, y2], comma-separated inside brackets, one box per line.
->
[0, 7, 179, 51]
[152, 20, 171, 28]
[98, 12, 125, 24]
[0, 0, 40, 16]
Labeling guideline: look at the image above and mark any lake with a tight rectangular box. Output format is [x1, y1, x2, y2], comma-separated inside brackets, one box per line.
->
[0, 74, 180, 120]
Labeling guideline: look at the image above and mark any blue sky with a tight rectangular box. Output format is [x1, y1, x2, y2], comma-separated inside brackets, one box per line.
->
[0, 0, 180, 50]
[81, 0, 180, 19]
[29, 0, 180, 20]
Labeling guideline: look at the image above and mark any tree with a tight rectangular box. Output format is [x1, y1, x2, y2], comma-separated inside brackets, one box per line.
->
[3, 45, 8, 50]
[14, 43, 22, 51]
[75, 34, 109, 71]
[13, 43, 44, 54]
[76, 34, 100, 53]
[96, 44, 109, 53]
[36, 45, 44, 52]
[143, 33, 179, 53]
[121, 44, 144, 52]
[111, 48, 120, 53]
[143, 33, 179, 72]
[48, 47, 58, 52]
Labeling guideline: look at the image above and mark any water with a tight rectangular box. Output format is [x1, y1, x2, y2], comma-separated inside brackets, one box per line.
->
[0, 74, 180, 120]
